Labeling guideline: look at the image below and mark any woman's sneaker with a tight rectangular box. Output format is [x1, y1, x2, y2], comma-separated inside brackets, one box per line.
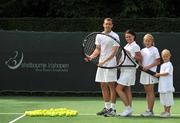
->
[117, 108, 133, 117]
[141, 110, 154, 117]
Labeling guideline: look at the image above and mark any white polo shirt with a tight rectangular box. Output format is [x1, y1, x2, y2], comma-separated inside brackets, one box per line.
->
[123, 41, 140, 66]
[95, 31, 120, 67]
[158, 61, 175, 93]
[141, 46, 160, 72]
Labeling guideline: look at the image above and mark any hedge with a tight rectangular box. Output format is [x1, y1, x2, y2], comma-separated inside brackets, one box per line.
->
[0, 18, 180, 32]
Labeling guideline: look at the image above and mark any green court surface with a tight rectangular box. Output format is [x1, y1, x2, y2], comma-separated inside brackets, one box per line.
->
[0, 96, 180, 123]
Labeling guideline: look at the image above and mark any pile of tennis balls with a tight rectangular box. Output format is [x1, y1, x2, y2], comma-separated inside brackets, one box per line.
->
[25, 108, 78, 117]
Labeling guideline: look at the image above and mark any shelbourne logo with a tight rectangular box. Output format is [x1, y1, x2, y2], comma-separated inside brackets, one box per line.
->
[5, 50, 69, 72]
[5, 50, 24, 70]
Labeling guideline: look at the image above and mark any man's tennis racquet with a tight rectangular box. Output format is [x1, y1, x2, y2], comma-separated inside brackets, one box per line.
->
[82, 32, 156, 76]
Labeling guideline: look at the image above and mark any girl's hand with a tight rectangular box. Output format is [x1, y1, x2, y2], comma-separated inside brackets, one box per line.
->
[143, 65, 151, 71]
[155, 73, 160, 77]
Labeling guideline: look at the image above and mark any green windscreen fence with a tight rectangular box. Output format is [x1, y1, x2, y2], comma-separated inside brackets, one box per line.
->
[0, 31, 179, 94]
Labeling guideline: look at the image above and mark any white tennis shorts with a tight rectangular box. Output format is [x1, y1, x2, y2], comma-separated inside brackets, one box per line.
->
[160, 92, 174, 106]
[140, 71, 158, 85]
[117, 68, 136, 86]
[95, 67, 117, 82]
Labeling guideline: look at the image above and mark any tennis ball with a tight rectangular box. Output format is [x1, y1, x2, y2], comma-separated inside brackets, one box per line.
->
[66, 112, 71, 117]
[50, 112, 55, 117]
[25, 108, 78, 117]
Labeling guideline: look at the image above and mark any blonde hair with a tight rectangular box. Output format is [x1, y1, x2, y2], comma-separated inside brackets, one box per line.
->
[143, 33, 155, 46]
[162, 49, 171, 57]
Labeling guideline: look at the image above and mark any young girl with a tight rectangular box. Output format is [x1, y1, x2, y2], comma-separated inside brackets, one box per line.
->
[155, 49, 175, 117]
[116, 29, 142, 116]
[140, 33, 161, 117]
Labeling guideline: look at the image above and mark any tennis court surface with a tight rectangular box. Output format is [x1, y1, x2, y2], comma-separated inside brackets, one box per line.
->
[0, 96, 180, 123]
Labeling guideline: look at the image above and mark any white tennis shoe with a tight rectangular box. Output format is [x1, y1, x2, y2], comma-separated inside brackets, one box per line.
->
[160, 112, 170, 118]
[117, 108, 133, 117]
[141, 110, 154, 117]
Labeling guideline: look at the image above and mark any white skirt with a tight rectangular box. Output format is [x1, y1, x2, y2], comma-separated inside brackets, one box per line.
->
[95, 67, 117, 82]
[117, 69, 136, 86]
[140, 71, 158, 85]
[160, 92, 174, 106]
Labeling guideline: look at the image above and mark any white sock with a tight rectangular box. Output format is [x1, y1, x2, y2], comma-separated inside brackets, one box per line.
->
[147, 109, 152, 112]
[125, 105, 131, 110]
[105, 102, 111, 109]
[111, 103, 116, 110]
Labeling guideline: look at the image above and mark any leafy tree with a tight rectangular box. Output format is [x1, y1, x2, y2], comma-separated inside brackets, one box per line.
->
[0, 0, 179, 18]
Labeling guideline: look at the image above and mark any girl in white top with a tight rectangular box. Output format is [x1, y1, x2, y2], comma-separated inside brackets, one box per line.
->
[155, 49, 175, 117]
[116, 29, 142, 116]
[140, 33, 161, 117]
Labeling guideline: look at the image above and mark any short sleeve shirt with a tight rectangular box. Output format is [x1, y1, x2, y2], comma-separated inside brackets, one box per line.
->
[95, 31, 120, 67]
[123, 41, 140, 66]
[158, 61, 175, 93]
[141, 46, 160, 72]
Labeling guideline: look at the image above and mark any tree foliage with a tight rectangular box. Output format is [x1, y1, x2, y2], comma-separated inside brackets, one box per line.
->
[0, 0, 179, 18]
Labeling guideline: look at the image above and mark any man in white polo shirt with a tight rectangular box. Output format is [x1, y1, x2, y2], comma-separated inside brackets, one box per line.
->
[86, 18, 120, 116]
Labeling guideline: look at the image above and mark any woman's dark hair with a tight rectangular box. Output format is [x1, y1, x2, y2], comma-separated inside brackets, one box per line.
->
[125, 29, 136, 41]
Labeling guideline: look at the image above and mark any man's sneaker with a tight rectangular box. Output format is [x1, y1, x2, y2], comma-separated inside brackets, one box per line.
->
[104, 108, 116, 117]
[160, 112, 170, 118]
[141, 110, 154, 117]
[96, 108, 109, 116]
[117, 109, 133, 117]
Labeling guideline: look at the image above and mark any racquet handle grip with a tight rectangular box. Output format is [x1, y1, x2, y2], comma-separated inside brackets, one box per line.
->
[138, 66, 156, 76]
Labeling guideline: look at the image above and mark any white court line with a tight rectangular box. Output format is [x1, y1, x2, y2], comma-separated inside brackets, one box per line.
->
[0, 113, 23, 115]
[2, 112, 180, 123]
[1, 112, 180, 116]
[8, 114, 25, 123]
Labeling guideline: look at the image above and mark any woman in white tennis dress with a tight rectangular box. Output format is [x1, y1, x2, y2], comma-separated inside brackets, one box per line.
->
[116, 29, 142, 116]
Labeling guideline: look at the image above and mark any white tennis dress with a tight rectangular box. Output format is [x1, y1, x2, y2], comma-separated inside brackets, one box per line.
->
[117, 41, 140, 86]
[140, 46, 160, 85]
[95, 31, 120, 82]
